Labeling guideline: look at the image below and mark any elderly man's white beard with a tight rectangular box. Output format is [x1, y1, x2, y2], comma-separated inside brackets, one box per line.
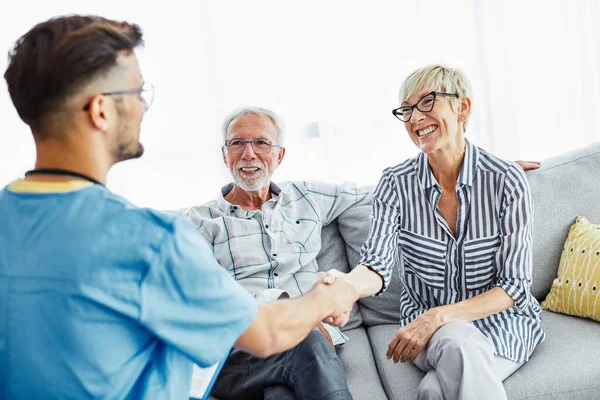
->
[232, 159, 278, 192]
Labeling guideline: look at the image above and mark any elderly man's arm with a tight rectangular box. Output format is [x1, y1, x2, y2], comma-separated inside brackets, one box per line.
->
[302, 181, 372, 226]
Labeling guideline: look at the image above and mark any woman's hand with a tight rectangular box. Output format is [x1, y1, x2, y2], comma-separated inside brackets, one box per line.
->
[386, 308, 444, 363]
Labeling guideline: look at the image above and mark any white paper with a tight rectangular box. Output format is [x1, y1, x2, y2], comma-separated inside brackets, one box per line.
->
[189, 362, 219, 399]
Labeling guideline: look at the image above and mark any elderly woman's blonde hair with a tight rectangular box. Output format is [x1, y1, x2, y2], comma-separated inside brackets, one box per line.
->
[400, 64, 473, 131]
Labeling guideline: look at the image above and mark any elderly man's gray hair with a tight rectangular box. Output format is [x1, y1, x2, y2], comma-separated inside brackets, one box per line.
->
[221, 106, 286, 146]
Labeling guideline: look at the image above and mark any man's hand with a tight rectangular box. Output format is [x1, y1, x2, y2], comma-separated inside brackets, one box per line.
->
[515, 160, 540, 171]
[316, 322, 336, 351]
[386, 309, 443, 363]
[311, 273, 358, 328]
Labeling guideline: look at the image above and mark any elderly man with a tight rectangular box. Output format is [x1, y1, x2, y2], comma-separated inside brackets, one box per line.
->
[184, 107, 373, 400]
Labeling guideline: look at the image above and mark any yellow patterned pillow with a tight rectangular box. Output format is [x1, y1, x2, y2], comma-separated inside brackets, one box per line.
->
[541, 216, 600, 321]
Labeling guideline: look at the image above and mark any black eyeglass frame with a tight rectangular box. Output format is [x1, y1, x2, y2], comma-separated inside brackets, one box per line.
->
[223, 138, 281, 154]
[392, 91, 458, 122]
[82, 82, 154, 111]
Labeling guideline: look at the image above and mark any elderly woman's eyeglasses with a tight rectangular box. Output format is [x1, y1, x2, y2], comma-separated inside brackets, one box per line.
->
[82, 82, 155, 112]
[224, 139, 280, 154]
[392, 91, 458, 122]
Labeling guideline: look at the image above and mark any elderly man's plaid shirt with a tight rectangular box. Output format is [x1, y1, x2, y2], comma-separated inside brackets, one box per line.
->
[184, 180, 372, 344]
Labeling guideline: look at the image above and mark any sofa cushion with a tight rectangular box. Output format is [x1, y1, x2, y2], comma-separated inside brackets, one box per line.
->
[541, 216, 600, 322]
[337, 203, 404, 326]
[318, 220, 363, 330]
[526, 142, 600, 300]
[367, 311, 600, 400]
[503, 311, 600, 399]
[337, 327, 388, 400]
[366, 324, 424, 399]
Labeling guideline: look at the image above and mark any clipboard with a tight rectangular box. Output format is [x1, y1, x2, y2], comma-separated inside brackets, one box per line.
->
[189, 357, 227, 400]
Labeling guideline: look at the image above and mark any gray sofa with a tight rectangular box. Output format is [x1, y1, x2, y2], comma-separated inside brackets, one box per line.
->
[211, 142, 600, 399]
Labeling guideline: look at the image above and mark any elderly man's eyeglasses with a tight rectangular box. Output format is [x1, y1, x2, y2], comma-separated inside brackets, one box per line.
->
[392, 91, 458, 122]
[82, 82, 155, 112]
[224, 139, 280, 154]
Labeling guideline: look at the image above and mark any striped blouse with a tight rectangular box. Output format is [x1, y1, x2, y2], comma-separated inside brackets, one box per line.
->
[360, 139, 545, 362]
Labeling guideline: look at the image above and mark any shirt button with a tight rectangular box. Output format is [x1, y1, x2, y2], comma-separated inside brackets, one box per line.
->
[296, 220, 300, 224]
[265, 224, 269, 229]
[274, 272, 279, 277]
[272, 253, 277, 257]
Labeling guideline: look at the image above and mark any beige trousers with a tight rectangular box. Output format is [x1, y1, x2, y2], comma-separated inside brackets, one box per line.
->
[413, 322, 524, 400]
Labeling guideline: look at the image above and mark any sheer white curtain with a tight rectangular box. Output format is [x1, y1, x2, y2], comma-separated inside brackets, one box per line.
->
[2, 0, 599, 209]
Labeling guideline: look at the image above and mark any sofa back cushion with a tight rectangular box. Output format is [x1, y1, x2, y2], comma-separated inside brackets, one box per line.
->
[526, 141, 600, 300]
[317, 220, 363, 330]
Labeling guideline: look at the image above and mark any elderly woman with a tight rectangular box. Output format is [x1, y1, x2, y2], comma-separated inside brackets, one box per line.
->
[321, 65, 545, 400]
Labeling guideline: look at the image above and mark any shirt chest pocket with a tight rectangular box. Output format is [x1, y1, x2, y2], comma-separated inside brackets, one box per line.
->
[463, 235, 500, 291]
[399, 229, 447, 290]
[281, 215, 320, 251]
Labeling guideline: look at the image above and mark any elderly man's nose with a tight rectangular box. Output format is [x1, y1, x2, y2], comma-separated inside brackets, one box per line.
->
[241, 142, 256, 159]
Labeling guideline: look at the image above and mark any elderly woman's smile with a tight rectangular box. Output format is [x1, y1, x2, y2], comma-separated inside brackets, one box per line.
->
[416, 125, 438, 137]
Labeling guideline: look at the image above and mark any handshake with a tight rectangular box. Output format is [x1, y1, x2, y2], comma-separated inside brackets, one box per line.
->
[311, 269, 360, 328]
[240, 265, 381, 358]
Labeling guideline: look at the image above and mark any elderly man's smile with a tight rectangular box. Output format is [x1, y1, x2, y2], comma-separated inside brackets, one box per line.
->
[239, 167, 261, 176]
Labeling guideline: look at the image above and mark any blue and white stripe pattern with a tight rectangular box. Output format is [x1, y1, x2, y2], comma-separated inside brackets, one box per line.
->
[360, 139, 545, 362]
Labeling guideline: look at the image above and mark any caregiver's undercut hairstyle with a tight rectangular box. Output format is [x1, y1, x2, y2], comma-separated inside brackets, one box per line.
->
[4, 14, 143, 132]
